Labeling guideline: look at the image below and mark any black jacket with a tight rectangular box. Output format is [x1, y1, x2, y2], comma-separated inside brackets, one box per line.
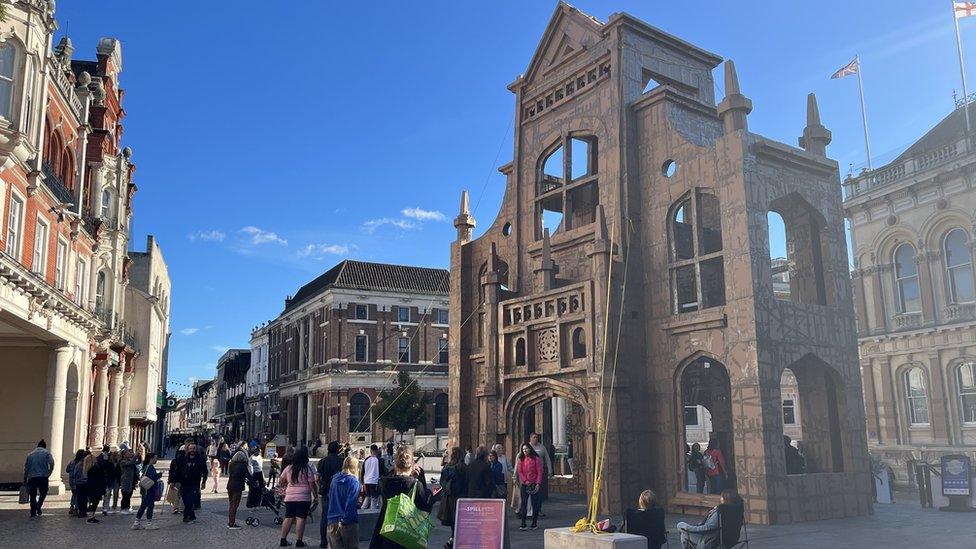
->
[465, 459, 494, 499]
[317, 453, 344, 495]
[173, 452, 208, 488]
[227, 461, 251, 492]
[370, 476, 434, 549]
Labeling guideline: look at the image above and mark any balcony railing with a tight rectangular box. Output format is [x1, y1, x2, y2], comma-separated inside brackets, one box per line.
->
[41, 161, 75, 205]
[843, 133, 974, 199]
[82, 209, 101, 236]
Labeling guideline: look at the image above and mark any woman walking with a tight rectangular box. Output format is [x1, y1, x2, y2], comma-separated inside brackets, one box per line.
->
[325, 456, 361, 549]
[369, 447, 436, 549]
[516, 443, 542, 531]
[437, 447, 467, 547]
[67, 450, 87, 517]
[83, 452, 105, 523]
[103, 450, 121, 514]
[119, 449, 138, 514]
[218, 441, 232, 477]
[226, 450, 251, 529]
[278, 446, 317, 547]
[132, 453, 161, 530]
[210, 452, 222, 493]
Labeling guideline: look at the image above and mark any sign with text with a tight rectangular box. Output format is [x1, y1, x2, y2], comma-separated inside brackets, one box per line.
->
[941, 454, 972, 496]
[454, 498, 505, 549]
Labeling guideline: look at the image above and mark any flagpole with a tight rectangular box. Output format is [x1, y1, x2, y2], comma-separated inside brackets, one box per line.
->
[855, 54, 873, 170]
[953, 1, 973, 133]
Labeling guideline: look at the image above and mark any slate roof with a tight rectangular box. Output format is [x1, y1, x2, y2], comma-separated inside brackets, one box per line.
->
[893, 102, 976, 163]
[284, 260, 449, 313]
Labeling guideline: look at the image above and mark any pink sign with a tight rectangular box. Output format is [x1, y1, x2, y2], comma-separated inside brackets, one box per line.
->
[453, 498, 506, 549]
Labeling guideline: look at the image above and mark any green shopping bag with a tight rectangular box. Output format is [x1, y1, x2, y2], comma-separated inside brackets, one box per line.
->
[379, 481, 433, 549]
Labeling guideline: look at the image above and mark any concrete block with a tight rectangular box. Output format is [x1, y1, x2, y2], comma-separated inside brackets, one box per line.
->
[544, 527, 648, 549]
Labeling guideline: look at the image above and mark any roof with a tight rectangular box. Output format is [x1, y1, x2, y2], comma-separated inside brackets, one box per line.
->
[284, 260, 449, 313]
[893, 102, 976, 163]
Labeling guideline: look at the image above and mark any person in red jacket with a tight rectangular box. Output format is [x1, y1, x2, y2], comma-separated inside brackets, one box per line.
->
[515, 443, 542, 531]
[703, 438, 729, 494]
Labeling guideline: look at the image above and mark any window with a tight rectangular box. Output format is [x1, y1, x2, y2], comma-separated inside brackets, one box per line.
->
[348, 393, 371, 433]
[669, 190, 725, 313]
[535, 135, 599, 239]
[434, 393, 449, 429]
[904, 367, 930, 425]
[783, 399, 796, 425]
[397, 306, 411, 323]
[438, 338, 448, 364]
[514, 337, 526, 366]
[571, 327, 586, 359]
[355, 335, 368, 362]
[894, 243, 921, 313]
[95, 270, 107, 312]
[5, 193, 24, 256]
[0, 43, 15, 121]
[398, 337, 410, 363]
[355, 305, 368, 320]
[55, 240, 67, 290]
[958, 362, 976, 424]
[23, 56, 34, 135]
[437, 309, 449, 325]
[944, 229, 974, 303]
[100, 188, 111, 218]
[32, 218, 49, 275]
[75, 259, 87, 306]
[684, 405, 699, 426]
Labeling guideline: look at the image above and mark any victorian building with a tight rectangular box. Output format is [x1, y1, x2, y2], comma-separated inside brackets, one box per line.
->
[246, 324, 270, 438]
[0, 1, 150, 493]
[214, 348, 250, 440]
[845, 102, 976, 486]
[450, 3, 871, 524]
[263, 259, 450, 452]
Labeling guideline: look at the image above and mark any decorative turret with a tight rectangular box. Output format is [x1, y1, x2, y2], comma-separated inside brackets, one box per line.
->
[535, 228, 559, 290]
[454, 190, 476, 243]
[54, 36, 73, 64]
[717, 60, 752, 134]
[798, 92, 832, 156]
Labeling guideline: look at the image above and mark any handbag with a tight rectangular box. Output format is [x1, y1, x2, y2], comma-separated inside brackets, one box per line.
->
[379, 481, 433, 549]
[525, 482, 540, 495]
[18, 484, 29, 505]
[138, 475, 156, 491]
[154, 479, 165, 501]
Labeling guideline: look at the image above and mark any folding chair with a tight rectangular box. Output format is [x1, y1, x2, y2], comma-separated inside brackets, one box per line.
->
[718, 511, 749, 549]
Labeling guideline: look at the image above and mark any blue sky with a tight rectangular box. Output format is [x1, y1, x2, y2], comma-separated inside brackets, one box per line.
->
[53, 1, 974, 394]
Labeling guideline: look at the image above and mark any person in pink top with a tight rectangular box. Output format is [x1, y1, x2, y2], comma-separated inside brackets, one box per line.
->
[703, 437, 729, 494]
[277, 447, 318, 547]
[515, 443, 542, 531]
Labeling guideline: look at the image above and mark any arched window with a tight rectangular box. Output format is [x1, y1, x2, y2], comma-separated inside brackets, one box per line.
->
[958, 362, 976, 424]
[434, 393, 449, 429]
[944, 229, 974, 304]
[669, 190, 724, 313]
[100, 188, 111, 218]
[904, 367, 929, 425]
[61, 149, 75, 189]
[571, 327, 586, 359]
[94, 270, 107, 312]
[893, 243, 921, 313]
[0, 43, 15, 121]
[514, 337, 526, 366]
[348, 393, 371, 433]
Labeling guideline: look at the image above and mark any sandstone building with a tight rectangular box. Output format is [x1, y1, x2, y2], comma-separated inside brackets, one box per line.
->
[845, 102, 976, 486]
[262, 260, 450, 452]
[449, 3, 871, 523]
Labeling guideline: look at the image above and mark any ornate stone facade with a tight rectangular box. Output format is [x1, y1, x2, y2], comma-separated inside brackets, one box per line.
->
[450, 4, 871, 524]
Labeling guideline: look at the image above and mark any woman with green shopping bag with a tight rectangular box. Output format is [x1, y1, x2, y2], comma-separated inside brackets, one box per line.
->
[369, 447, 438, 549]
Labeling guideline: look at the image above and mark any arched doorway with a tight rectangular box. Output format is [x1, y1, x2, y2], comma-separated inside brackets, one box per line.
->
[785, 355, 849, 474]
[678, 355, 735, 493]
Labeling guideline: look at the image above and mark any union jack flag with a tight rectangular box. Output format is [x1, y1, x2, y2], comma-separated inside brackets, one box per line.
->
[831, 57, 859, 79]
[955, 2, 976, 19]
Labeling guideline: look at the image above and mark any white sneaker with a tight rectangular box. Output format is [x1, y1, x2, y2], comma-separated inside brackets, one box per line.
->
[121, 509, 131, 515]
[144, 521, 159, 530]
[131, 520, 143, 530]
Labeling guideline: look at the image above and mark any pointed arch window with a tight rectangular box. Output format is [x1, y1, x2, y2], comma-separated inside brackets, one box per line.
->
[904, 367, 930, 425]
[893, 243, 921, 313]
[669, 189, 725, 313]
[944, 229, 974, 304]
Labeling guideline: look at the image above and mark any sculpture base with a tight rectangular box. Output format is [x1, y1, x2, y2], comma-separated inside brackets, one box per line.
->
[544, 527, 647, 549]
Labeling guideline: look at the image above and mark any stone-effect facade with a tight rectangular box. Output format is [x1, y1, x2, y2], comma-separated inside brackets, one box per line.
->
[845, 102, 976, 486]
[450, 3, 871, 524]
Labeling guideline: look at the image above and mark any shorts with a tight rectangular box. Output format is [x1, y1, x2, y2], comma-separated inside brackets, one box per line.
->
[284, 501, 311, 519]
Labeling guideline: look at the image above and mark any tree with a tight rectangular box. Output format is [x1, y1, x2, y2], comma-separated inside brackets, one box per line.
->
[372, 370, 430, 442]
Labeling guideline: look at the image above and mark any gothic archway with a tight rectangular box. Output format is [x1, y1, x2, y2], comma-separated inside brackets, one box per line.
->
[676, 354, 736, 494]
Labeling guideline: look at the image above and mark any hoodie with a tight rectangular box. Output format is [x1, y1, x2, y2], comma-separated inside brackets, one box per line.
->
[327, 472, 361, 524]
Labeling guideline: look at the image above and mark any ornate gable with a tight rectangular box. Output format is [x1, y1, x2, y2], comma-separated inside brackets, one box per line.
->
[522, 2, 603, 84]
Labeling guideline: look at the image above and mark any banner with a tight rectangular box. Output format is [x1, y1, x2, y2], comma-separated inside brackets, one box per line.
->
[941, 454, 972, 496]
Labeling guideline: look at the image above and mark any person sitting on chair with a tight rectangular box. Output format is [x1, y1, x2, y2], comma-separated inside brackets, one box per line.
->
[623, 489, 667, 549]
[677, 489, 744, 549]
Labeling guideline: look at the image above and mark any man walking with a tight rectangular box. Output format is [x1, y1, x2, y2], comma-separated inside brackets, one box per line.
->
[316, 441, 344, 548]
[529, 433, 552, 514]
[172, 440, 208, 523]
[24, 440, 54, 518]
[360, 444, 381, 509]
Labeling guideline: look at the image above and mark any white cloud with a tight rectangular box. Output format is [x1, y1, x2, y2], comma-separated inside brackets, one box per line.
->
[209, 345, 230, 354]
[187, 229, 226, 242]
[180, 327, 200, 336]
[362, 217, 416, 233]
[402, 207, 446, 222]
[298, 243, 351, 259]
[240, 226, 288, 245]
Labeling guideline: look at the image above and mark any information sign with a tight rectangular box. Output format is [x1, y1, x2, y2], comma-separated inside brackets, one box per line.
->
[454, 498, 506, 549]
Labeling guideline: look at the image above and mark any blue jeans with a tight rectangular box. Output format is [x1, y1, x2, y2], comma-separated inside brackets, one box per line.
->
[181, 485, 199, 521]
[136, 488, 155, 520]
[707, 475, 724, 494]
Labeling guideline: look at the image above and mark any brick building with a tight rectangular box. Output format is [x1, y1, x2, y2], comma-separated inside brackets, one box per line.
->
[450, 4, 871, 524]
[214, 348, 250, 441]
[0, 1, 152, 492]
[263, 260, 450, 452]
[845, 102, 976, 486]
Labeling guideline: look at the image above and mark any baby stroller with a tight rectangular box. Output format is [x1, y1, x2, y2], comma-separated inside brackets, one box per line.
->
[245, 483, 283, 527]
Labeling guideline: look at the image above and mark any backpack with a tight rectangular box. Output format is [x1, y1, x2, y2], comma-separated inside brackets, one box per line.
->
[703, 451, 717, 472]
